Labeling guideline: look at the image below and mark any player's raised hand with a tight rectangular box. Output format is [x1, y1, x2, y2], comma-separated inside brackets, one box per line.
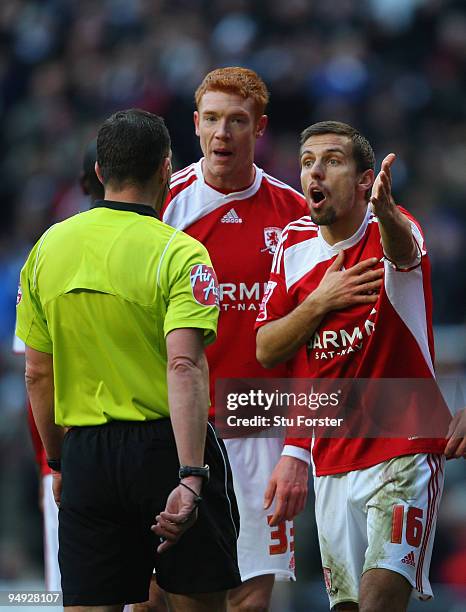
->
[444, 408, 466, 459]
[310, 251, 383, 313]
[370, 153, 396, 216]
[264, 456, 308, 526]
[151, 481, 201, 553]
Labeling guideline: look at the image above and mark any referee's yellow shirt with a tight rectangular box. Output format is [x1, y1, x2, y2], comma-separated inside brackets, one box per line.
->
[16, 200, 219, 426]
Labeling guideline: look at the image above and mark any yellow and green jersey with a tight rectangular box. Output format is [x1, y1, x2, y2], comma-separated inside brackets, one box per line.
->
[16, 200, 219, 426]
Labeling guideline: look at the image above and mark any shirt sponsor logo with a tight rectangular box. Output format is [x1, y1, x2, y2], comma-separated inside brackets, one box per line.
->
[190, 264, 219, 307]
[218, 282, 268, 311]
[261, 227, 282, 254]
[308, 308, 377, 360]
[16, 284, 22, 306]
[220, 208, 243, 223]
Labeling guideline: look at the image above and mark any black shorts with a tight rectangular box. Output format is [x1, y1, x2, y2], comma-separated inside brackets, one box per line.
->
[59, 419, 241, 606]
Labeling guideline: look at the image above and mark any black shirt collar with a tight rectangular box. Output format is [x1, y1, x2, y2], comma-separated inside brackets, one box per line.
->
[91, 200, 158, 219]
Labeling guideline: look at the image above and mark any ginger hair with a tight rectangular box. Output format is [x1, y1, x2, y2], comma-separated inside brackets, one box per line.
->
[195, 67, 269, 119]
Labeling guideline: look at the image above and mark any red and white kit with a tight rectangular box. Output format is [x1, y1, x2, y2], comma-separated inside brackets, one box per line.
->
[256, 205, 446, 603]
[163, 159, 307, 581]
[13, 336, 61, 592]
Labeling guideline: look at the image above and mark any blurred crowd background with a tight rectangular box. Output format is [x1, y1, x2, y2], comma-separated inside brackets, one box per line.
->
[0, 0, 465, 610]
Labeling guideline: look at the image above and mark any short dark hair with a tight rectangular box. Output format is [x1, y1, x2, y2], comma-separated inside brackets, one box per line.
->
[97, 109, 170, 187]
[300, 121, 375, 173]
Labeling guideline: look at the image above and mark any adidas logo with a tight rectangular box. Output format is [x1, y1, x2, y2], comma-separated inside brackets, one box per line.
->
[221, 208, 242, 224]
[401, 551, 416, 567]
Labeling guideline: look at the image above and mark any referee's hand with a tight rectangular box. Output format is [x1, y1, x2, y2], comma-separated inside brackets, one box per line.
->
[151, 479, 201, 553]
[52, 472, 62, 508]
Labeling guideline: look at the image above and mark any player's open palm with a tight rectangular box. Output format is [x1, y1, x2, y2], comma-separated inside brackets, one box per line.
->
[151, 484, 199, 553]
[370, 153, 396, 215]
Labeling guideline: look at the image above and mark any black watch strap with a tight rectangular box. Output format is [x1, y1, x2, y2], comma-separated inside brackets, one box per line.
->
[47, 459, 61, 472]
[179, 464, 210, 482]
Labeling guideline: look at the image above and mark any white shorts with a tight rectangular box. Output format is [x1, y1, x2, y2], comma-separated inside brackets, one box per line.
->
[314, 454, 444, 609]
[42, 473, 61, 592]
[224, 436, 295, 582]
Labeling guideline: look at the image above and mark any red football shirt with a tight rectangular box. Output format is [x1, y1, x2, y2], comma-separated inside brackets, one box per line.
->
[255, 205, 447, 475]
[163, 160, 308, 418]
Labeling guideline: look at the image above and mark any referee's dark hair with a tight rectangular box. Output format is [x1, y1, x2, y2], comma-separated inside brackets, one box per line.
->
[97, 109, 171, 187]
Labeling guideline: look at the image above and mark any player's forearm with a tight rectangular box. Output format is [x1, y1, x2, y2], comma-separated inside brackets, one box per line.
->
[256, 293, 327, 368]
[25, 367, 63, 460]
[376, 205, 418, 268]
[167, 352, 209, 468]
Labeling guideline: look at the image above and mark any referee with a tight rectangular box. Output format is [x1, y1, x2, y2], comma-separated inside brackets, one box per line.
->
[16, 109, 241, 611]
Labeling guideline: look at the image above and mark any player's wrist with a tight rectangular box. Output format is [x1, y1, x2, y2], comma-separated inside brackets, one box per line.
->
[372, 198, 397, 222]
[304, 290, 328, 317]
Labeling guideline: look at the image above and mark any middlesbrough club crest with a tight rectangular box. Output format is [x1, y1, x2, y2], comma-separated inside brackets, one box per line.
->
[190, 264, 219, 307]
[261, 227, 282, 255]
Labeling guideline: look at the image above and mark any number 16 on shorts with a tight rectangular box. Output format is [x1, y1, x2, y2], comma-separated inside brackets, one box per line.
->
[391, 505, 423, 547]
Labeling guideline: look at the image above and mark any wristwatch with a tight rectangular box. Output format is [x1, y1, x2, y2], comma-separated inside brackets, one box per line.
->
[179, 464, 210, 482]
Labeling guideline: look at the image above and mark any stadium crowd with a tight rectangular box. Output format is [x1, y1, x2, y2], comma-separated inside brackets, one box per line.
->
[0, 0, 465, 608]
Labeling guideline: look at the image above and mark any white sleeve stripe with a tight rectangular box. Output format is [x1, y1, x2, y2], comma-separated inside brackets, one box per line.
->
[156, 229, 180, 288]
[285, 218, 315, 226]
[272, 236, 286, 274]
[409, 220, 426, 253]
[271, 244, 282, 274]
[171, 164, 195, 180]
[169, 170, 196, 189]
[286, 225, 318, 233]
[282, 217, 316, 231]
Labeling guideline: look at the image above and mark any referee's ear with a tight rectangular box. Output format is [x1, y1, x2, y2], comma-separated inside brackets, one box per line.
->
[95, 162, 104, 186]
[161, 155, 172, 185]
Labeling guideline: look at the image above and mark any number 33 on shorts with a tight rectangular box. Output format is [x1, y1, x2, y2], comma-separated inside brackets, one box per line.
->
[267, 515, 294, 555]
